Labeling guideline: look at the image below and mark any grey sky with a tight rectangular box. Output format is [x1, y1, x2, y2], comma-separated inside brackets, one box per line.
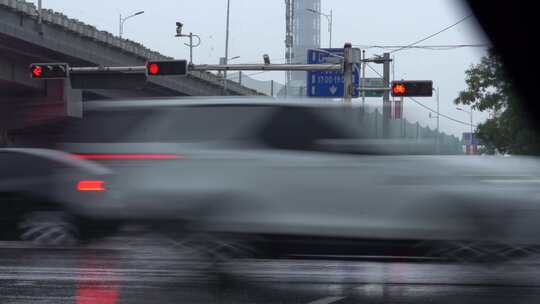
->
[34, 0, 490, 137]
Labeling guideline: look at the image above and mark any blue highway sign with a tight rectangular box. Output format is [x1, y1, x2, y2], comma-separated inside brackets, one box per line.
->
[307, 48, 360, 98]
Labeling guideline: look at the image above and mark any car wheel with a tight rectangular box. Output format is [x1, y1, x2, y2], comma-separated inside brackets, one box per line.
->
[17, 211, 80, 246]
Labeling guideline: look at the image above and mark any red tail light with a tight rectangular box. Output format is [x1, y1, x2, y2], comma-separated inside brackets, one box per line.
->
[73, 154, 182, 160]
[77, 180, 106, 192]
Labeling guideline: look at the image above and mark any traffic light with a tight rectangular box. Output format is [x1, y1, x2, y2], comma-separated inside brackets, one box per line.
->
[146, 60, 188, 76]
[30, 63, 69, 79]
[391, 81, 433, 97]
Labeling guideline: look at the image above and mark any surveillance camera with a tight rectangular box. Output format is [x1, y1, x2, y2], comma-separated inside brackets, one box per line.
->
[263, 54, 270, 65]
[176, 22, 184, 36]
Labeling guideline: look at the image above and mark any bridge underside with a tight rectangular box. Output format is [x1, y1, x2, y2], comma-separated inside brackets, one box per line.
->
[0, 3, 258, 133]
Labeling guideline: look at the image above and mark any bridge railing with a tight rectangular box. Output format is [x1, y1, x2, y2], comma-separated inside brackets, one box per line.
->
[0, 0, 262, 96]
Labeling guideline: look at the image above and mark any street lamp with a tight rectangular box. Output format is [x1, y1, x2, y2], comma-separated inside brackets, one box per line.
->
[306, 8, 333, 48]
[457, 106, 474, 153]
[219, 56, 241, 83]
[119, 11, 144, 38]
[224, 0, 231, 95]
[175, 22, 201, 65]
[219, 56, 240, 77]
[220, 56, 240, 64]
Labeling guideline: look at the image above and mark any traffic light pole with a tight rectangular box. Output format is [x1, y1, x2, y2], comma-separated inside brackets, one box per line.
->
[32, 43, 377, 102]
[382, 52, 391, 138]
[343, 43, 354, 103]
[361, 50, 366, 107]
[436, 87, 440, 154]
[189, 63, 342, 72]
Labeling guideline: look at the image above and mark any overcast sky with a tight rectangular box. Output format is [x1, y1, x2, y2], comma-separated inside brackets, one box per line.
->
[34, 0, 491, 137]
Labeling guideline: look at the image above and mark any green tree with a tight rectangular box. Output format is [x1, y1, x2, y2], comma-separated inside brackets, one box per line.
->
[455, 49, 540, 155]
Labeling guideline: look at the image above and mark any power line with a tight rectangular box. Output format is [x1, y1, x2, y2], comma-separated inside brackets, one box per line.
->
[365, 64, 474, 127]
[408, 97, 477, 127]
[354, 44, 489, 51]
[244, 55, 340, 77]
[390, 15, 473, 54]
[239, 64, 475, 127]
[246, 71, 268, 77]
[366, 63, 383, 77]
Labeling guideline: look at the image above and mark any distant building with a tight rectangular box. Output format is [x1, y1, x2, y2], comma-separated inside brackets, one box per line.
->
[285, 0, 321, 94]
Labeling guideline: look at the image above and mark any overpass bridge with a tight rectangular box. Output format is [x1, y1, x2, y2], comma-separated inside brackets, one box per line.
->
[0, 0, 260, 131]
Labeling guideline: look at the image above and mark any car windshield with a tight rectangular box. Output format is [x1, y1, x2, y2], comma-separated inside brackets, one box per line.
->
[1, 1, 538, 304]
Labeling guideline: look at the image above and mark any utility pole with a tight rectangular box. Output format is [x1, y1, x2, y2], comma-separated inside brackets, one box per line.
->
[285, 0, 294, 89]
[224, 0, 231, 95]
[468, 109, 473, 154]
[361, 50, 366, 107]
[436, 86, 440, 154]
[329, 9, 333, 49]
[401, 96, 405, 137]
[343, 43, 354, 103]
[382, 52, 391, 138]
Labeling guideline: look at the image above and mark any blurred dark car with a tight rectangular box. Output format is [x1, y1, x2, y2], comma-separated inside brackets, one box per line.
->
[2, 98, 540, 262]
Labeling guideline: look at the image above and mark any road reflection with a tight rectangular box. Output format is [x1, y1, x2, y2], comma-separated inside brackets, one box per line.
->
[76, 254, 119, 304]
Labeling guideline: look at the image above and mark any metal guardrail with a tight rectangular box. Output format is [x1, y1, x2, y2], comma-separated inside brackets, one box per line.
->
[0, 0, 167, 61]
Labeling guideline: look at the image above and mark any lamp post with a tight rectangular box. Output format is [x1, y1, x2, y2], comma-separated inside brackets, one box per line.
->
[219, 56, 240, 80]
[224, 0, 231, 95]
[119, 11, 144, 38]
[306, 8, 333, 48]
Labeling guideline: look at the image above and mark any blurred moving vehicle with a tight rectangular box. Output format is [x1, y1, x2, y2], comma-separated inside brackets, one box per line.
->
[2, 98, 540, 262]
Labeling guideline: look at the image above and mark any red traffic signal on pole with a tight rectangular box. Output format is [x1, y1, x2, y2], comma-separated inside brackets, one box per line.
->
[391, 81, 433, 97]
[392, 83, 407, 96]
[31, 65, 42, 78]
[30, 63, 69, 79]
[146, 60, 188, 76]
[148, 63, 160, 75]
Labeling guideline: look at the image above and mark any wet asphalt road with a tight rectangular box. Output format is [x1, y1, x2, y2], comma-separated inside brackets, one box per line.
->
[2, 233, 540, 303]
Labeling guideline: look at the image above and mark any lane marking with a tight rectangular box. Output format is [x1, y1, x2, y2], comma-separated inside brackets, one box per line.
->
[288, 254, 445, 261]
[481, 178, 540, 184]
[307, 296, 345, 304]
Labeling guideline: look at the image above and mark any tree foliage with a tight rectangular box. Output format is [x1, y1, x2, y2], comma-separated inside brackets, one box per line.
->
[455, 49, 540, 155]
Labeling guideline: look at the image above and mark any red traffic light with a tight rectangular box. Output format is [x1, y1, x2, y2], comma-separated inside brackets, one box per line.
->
[31, 65, 42, 78]
[146, 60, 188, 76]
[392, 83, 407, 96]
[148, 63, 160, 75]
[30, 63, 69, 79]
[391, 81, 433, 97]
